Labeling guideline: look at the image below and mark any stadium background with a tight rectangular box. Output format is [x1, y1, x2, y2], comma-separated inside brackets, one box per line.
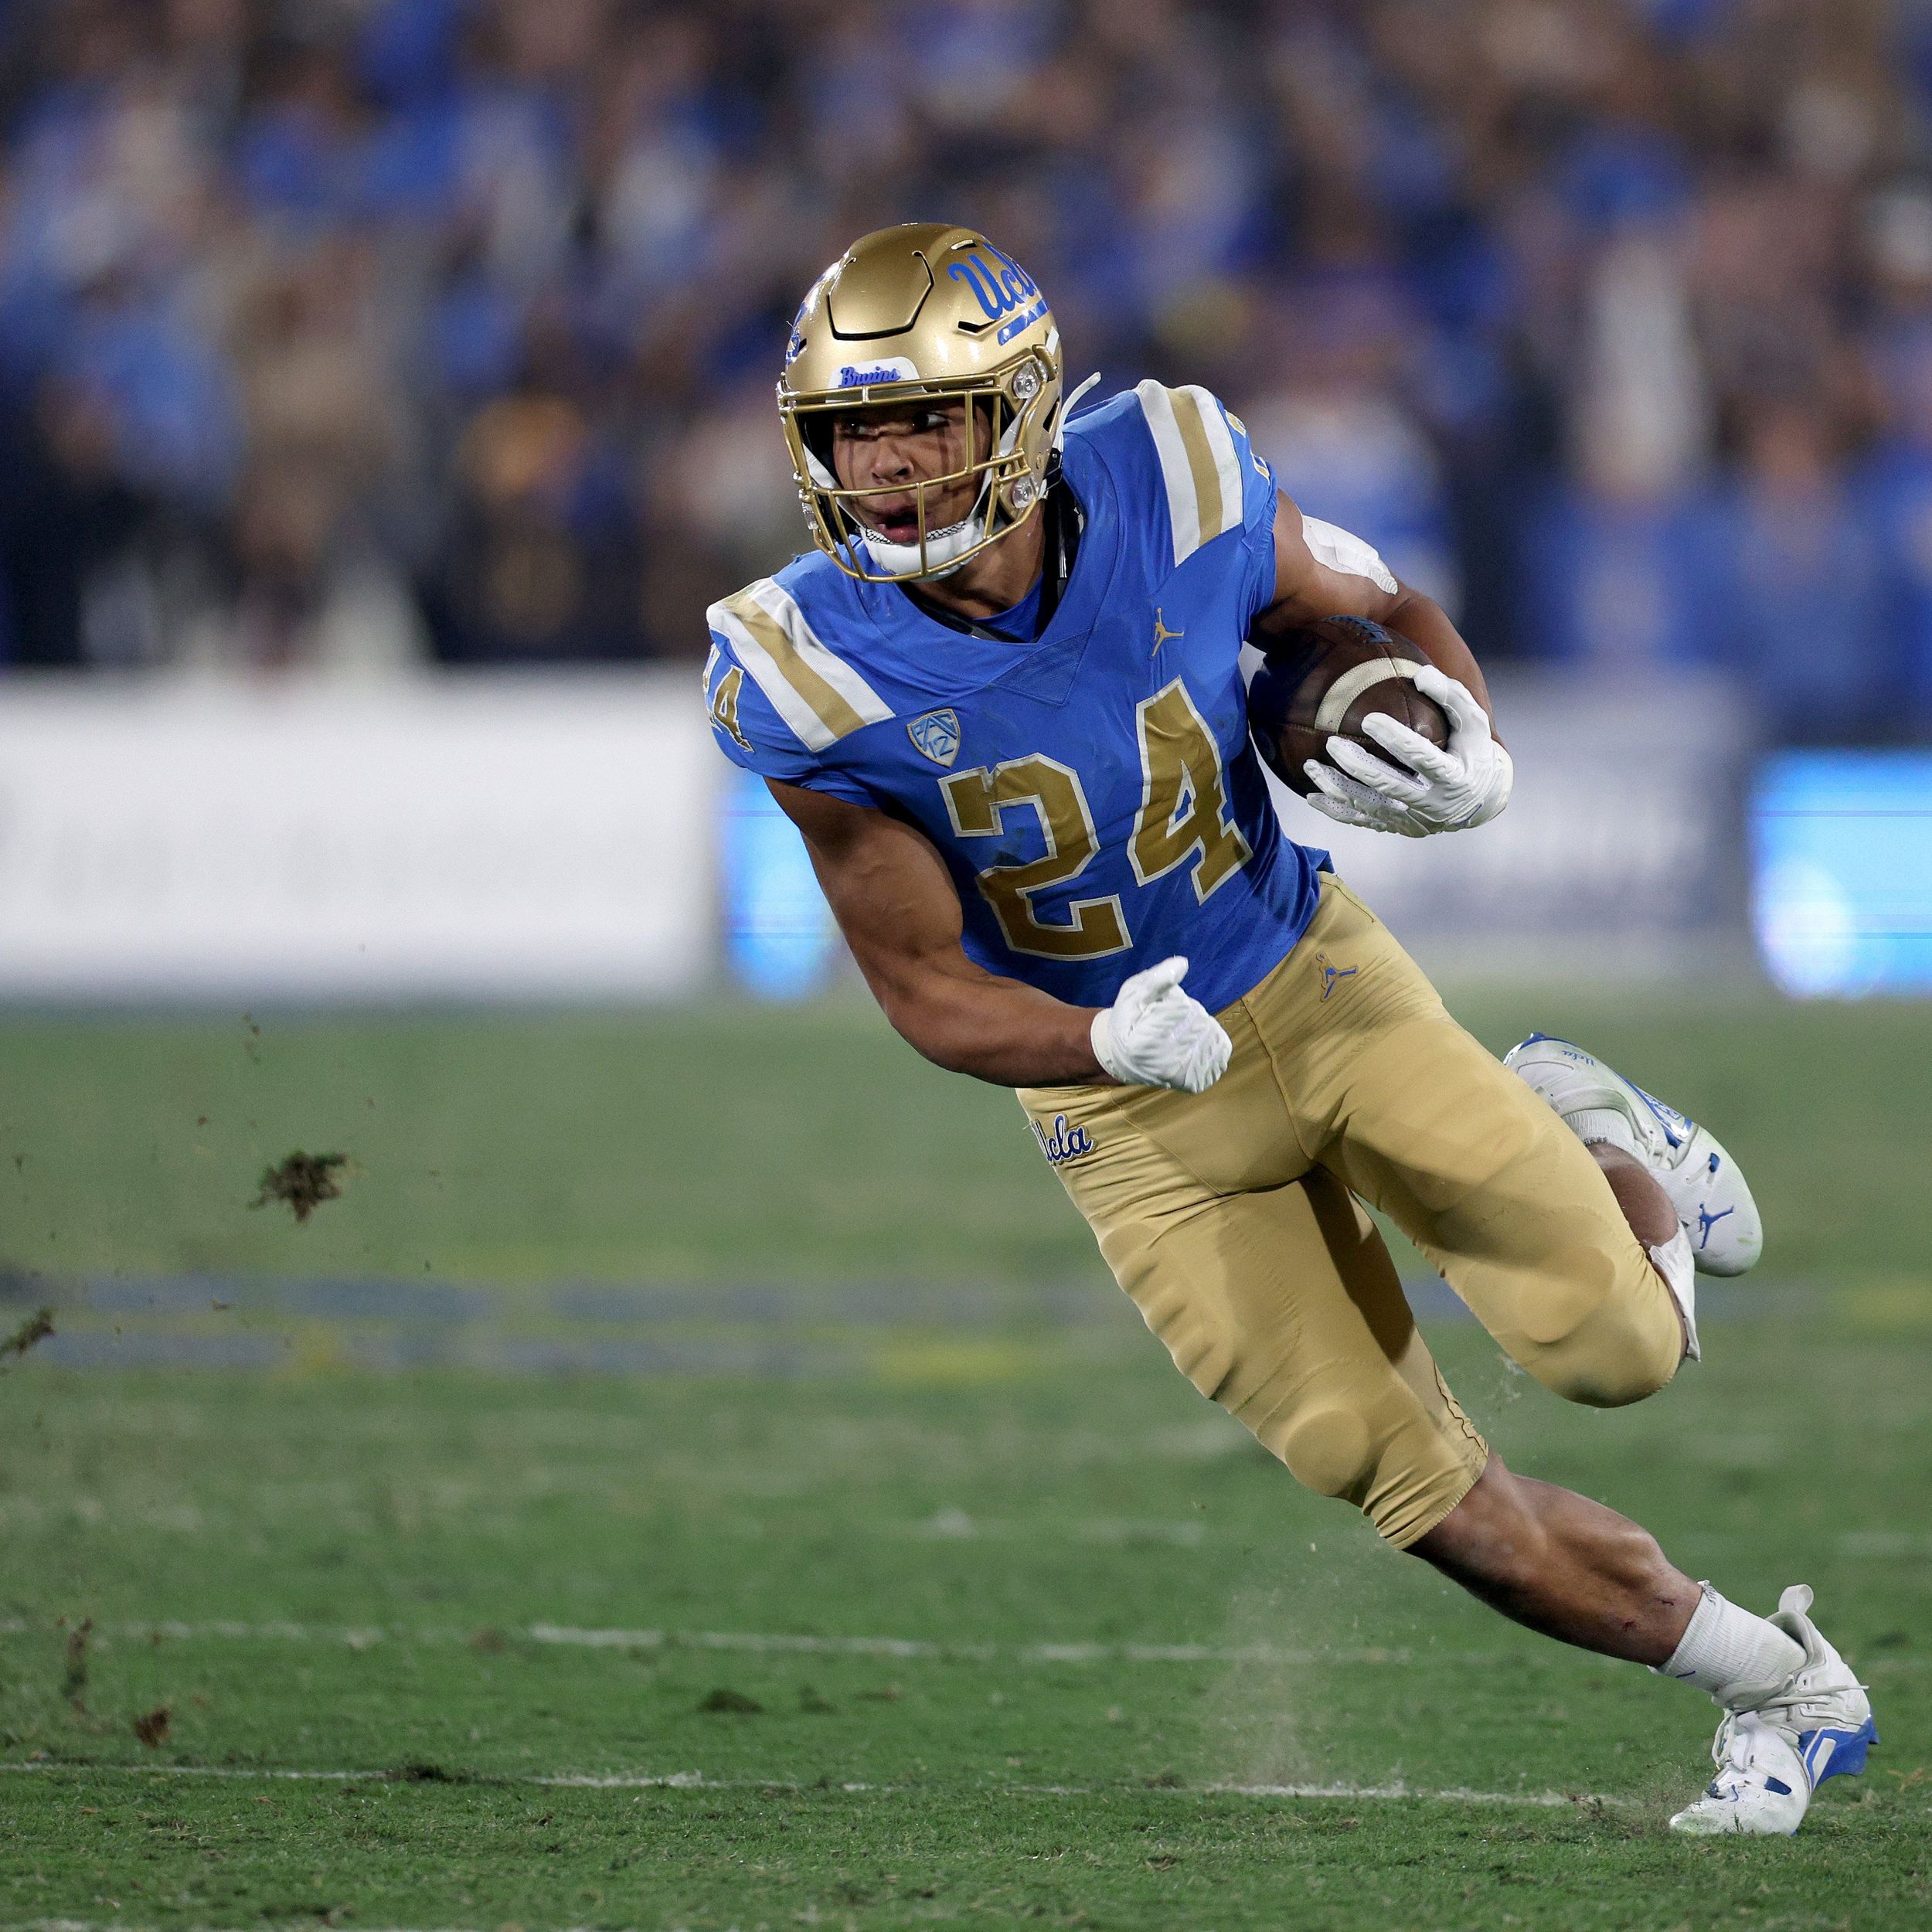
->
[2, 5, 1930, 1930]
[0, 0, 1929, 995]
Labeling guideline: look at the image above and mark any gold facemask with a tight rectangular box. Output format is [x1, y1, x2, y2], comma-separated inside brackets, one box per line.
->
[777, 223, 1065, 583]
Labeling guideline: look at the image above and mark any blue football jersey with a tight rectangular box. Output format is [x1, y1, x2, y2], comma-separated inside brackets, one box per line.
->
[702, 381, 1332, 1018]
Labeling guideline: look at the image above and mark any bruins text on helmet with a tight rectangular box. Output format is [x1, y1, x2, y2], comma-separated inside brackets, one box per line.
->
[777, 222, 1065, 583]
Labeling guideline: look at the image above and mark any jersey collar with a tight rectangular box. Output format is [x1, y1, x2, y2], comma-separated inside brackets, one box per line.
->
[849, 434, 1121, 697]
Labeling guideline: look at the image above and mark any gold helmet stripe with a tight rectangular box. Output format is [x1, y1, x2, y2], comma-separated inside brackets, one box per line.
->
[1135, 381, 1246, 566]
[707, 580, 893, 750]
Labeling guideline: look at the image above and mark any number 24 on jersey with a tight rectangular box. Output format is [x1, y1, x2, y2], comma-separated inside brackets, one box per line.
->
[940, 677, 1251, 961]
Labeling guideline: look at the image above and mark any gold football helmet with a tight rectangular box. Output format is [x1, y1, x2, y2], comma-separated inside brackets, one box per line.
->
[777, 223, 1064, 582]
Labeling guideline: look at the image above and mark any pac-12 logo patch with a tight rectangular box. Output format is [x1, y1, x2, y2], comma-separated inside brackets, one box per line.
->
[1031, 1113, 1094, 1167]
[908, 709, 961, 767]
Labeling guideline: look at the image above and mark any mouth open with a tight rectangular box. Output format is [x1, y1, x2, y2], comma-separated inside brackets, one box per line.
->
[867, 501, 924, 545]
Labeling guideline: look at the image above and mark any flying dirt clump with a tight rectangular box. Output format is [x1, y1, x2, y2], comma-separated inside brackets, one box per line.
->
[2, 1306, 53, 1365]
[250, 1152, 349, 1224]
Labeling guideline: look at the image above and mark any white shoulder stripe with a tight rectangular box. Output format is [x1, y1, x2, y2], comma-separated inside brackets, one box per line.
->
[1135, 380, 1247, 566]
[705, 579, 892, 753]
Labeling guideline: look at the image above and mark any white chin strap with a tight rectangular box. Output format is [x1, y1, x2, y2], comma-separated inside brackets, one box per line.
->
[859, 487, 989, 580]
[1057, 372, 1101, 448]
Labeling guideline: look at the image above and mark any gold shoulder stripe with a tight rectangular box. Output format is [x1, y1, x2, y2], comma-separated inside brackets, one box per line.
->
[1167, 384, 1229, 553]
[707, 580, 892, 753]
[1135, 381, 1247, 566]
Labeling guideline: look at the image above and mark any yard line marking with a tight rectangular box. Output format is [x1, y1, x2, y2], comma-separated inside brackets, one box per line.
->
[1206, 1781, 1614, 1808]
[0, 1616, 1415, 1668]
[0, 1764, 368, 1781]
[1, 1616, 1924, 1673]
[528, 1623, 1423, 1667]
[0, 1761, 1621, 1808]
[11, 1924, 515, 1932]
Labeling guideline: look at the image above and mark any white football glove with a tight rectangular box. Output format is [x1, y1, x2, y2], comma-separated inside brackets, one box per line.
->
[1302, 663, 1512, 837]
[1300, 761, 1434, 836]
[1091, 955, 1231, 1094]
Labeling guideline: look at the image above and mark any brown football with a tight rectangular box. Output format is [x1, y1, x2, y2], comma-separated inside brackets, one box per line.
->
[1247, 616, 1451, 798]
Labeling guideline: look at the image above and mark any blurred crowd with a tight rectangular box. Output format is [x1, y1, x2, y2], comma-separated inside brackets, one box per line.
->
[3, 0, 1932, 739]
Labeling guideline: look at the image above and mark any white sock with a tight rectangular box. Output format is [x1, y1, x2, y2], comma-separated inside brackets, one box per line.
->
[1655, 1583, 1804, 1708]
[1648, 1227, 1698, 1362]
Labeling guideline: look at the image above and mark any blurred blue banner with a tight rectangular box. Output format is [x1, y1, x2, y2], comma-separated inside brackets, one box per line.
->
[1753, 754, 1932, 995]
[719, 768, 838, 1000]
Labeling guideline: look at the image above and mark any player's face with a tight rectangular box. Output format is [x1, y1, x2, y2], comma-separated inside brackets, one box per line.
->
[828, 400, 990, 544]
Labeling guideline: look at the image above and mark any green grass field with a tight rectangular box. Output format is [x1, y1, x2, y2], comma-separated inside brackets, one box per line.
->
[2, 991, 1930, 1930]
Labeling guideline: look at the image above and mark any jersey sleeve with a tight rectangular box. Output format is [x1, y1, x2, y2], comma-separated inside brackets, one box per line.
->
[1121, 381, 1282, 628]
[702, 580, 890, 810]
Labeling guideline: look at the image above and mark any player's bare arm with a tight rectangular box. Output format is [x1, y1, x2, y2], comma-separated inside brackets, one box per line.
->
[1253, 492, 1496, 723]
[767, 779, 1098, 1086]
[1251, 493, 1515, 837]
[770, 777, 1232, 1094]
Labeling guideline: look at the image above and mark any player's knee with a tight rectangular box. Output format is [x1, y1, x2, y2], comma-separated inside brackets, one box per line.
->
[1277, 1407, 1378, 1505]
[1271, 1408, 1483, 1551]
[1521, 1286, 1679, 1406]
[1531, 1343, 1668, 1408]
[1502, 1240, 1677, 1408]
[1158, 1312, 1409, 1515]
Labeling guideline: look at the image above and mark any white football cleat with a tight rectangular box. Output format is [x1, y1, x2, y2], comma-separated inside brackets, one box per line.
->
[1669, 1586, 1877, 1837]
[1502, 1033, 1762, 1276]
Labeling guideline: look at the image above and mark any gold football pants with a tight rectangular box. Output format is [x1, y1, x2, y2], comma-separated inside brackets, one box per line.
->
[1018, 876, 1682, 1548]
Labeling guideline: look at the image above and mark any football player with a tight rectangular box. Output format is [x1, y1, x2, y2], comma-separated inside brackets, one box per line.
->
[702, 224, 1875, 1833]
